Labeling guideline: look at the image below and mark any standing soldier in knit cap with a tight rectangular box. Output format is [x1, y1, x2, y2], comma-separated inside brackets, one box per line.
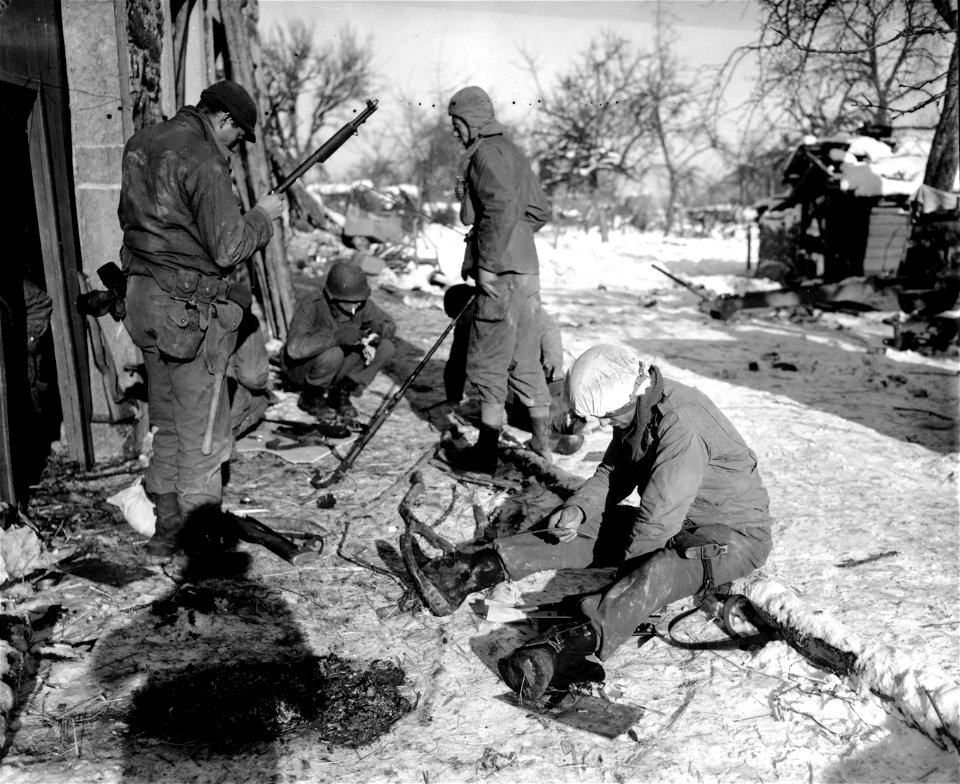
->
[443, 85, 554, 474]
[407, 344, 773, 701]
[118, 80, 284, 559]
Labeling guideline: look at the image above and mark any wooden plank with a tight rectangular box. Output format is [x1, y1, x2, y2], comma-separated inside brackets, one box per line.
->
[217, 0, 294, 340]
[158, 0, 178, 119]
[0, 311, 19, 506]
[113, 0, 134, 140]
[864, 207, 910, 276]
[28, 85, 95, 468]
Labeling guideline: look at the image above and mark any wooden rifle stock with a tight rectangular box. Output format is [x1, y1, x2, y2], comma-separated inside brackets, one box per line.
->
[274, 99, 379, 194]
[312, 293, 477, 489]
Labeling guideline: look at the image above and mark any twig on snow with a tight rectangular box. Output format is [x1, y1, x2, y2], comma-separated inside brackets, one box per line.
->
[835, 550, 899, 568]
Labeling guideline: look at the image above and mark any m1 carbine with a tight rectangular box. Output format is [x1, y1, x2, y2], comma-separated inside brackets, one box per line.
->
[273, 98, 379, 194]
[78, 97, 381, 318]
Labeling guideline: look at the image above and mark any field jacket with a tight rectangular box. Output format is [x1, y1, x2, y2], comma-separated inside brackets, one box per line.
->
[283, 289, 396, 366]
[568, 378, 771, 558]
[460, 132, 550, 275]
[118, 106, 273, 278]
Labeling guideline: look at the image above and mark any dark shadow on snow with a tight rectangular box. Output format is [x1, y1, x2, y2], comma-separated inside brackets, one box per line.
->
[92, 508, 411, 783]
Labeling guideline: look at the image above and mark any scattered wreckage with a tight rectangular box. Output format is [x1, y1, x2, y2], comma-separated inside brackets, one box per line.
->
[657, 130, 960, 353]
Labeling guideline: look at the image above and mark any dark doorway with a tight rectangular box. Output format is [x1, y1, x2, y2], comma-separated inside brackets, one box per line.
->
[0, 79, 63, 509]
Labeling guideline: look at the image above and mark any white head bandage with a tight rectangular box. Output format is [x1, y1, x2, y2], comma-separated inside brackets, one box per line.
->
[563, 344, 652, 418]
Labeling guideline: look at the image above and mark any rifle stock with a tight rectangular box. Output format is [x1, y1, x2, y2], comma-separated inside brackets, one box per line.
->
[274, 98, 379, 194]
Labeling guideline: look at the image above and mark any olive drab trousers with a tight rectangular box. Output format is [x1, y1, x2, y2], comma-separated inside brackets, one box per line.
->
[494, 507, 772, 661]
[283, 339, 397, 392]
[466, 271, 551, 427]
[124, 274, 233, 514]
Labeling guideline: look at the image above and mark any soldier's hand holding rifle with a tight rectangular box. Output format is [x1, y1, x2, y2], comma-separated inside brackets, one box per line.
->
[256, 191, 285, 221]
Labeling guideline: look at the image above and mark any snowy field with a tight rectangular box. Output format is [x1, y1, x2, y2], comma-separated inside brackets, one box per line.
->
[2, 224, 958, 782]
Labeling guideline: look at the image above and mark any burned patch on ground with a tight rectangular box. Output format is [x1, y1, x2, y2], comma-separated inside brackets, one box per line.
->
[128, 654, 411, 750]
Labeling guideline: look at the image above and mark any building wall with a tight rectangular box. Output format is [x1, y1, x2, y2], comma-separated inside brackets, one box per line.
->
[61, 0, 144, 458]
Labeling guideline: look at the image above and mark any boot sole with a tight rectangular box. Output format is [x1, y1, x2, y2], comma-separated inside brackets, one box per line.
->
[497, 647, 555, 702]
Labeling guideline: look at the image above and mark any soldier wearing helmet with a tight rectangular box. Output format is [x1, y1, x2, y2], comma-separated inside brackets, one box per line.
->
[281, 260, 396, 423]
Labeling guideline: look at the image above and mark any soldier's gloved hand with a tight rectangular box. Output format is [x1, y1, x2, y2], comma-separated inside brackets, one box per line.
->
[455, 176, 466, 201]
[546, 505, 585, 544]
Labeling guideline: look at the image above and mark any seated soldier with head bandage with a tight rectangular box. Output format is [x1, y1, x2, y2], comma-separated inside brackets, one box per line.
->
[406, 343, 773, 700]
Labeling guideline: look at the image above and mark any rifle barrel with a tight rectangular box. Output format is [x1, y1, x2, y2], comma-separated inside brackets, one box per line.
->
[652, 264, 709, 301]
[275, 99, 379, 194]
[313, 293, 476, 488]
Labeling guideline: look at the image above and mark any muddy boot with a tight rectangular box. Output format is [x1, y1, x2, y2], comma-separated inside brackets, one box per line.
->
[416, 548, 506, 616]
[527, 415, 553, 464]
[549, 433, 584, 456]
[498, 622, 599, 701]
[145, 492, 183, 561]
[443, 424, 500, 475]
[327, 379, 359, 420]
[297, 387, 338, 422]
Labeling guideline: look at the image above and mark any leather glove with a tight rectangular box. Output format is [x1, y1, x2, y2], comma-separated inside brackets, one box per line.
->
[546, 505, 585, 544]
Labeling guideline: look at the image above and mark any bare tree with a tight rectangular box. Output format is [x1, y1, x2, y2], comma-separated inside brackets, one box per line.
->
[525, 33, 657, 241]
[645, 5, 719, 233]
[261, 20, 375, 172]
[716, 0, 956, 190]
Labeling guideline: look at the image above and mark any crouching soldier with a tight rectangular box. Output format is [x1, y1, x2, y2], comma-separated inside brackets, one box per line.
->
[408, 343, 773, 700]
[281, 260, 396, 423]
[442, 284, 582, 454]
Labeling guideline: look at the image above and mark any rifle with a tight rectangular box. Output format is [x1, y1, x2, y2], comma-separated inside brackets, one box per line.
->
[273, 98, 379, 194]
[310, 292, 477, 489]
[651, 264, 710, 301]
[223, 510, 323, 565]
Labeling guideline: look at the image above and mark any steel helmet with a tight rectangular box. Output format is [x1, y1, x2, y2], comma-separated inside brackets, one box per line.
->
[323, 261, 371, 301]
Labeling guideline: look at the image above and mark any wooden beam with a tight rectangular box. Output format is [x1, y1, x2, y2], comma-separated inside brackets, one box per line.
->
[28, 86, 95, 468]
[217, 0, 294, 340]
[113, 0, 134, 141]
[158, 0, 178, 119]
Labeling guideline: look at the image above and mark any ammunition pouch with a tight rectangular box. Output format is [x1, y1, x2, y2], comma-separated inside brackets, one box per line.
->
[157, 299, 205, 360]
[125, 255, 234, 361]
[670, 528, 728, 599]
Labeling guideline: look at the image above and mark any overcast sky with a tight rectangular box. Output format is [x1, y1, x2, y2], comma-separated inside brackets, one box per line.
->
[258, 1, 761, 177]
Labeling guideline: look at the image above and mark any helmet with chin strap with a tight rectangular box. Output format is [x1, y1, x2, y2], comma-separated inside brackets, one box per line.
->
[324, 261, 371, 302]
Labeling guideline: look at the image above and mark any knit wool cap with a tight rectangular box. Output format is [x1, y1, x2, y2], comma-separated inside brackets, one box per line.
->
[200, 80, 257, 143]
[564, 344, 653, 418]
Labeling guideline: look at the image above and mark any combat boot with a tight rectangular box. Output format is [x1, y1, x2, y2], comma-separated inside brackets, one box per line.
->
[498, 622, 599, 701]
[416, 548, 506, 616]
[327, 379, 359, 420]
[527, 415, 554, 464]
[297, 387, 338, 422]
[145, 492, 183, 560]
[443, 424, 500, 475]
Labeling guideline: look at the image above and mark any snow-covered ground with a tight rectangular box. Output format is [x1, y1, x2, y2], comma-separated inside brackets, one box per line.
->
[3, 224, 957, 782]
